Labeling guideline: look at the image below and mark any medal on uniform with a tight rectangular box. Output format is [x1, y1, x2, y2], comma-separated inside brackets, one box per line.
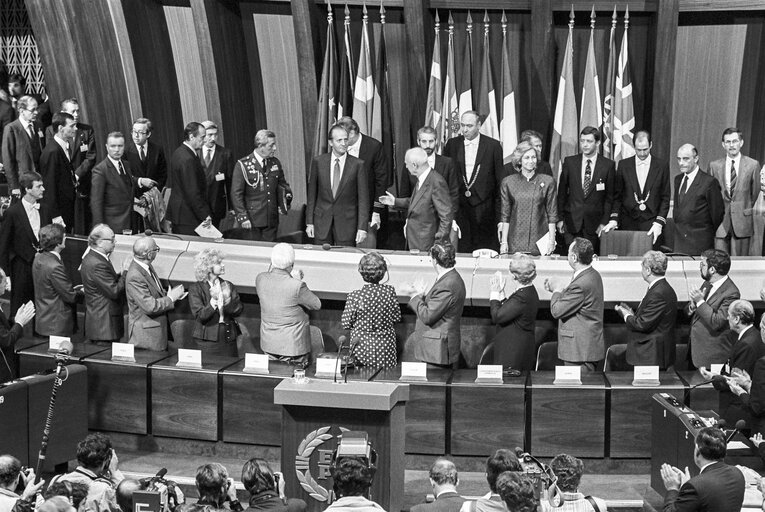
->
[634, 191, 650, 212]
[465, 190, 471, 197]
[462, 164, 480, 199]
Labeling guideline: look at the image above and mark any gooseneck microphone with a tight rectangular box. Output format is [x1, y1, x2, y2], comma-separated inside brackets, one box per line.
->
[725, 420, 746, 443]
[333, 335, 347, 384]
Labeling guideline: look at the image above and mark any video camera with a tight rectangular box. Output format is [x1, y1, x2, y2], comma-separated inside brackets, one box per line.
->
[329, 431, 377, 500]
[513, 448, 560, 505]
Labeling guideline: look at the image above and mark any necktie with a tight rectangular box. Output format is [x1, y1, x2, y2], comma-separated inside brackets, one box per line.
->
[118, 161, 125, 175]
[332, 158, 341, 197]
[205, 149, 212, 167]
[65, 144, 71, 161]
[730, 160, 737, 195]
[27, 123, 34, 141]
[139, 146, 146, 162]
[702, 282, 711, 300]
[148, 266, 163, 292]
[583, 159, 592, 195]
[678, 175, 689, 203]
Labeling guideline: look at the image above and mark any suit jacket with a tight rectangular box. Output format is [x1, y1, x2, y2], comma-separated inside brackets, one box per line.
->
[125, 140, 167, 190]
[80, 250, 125, 342]
[32, 251, 79, 337]
[558, 155, 618, 236]
[306, 153, 369, 242]
[199, 144, 235, 226]
[740, 356, 765, 435]
[709, 155, 761, 238]
[617, 155, 671, 230]
[255, 269, 321, 357]
[0, 307, 23, 350]
[45, 122, 96, 197]
[408, 269, 466, 365]
[39, 139, 77, 228]
[401, 155, 460, 218]
[490, 284, 539, 371]
[550, 266, 605, 362]
[231, 154, 291, 229]
[166, 144, 210, 228]
[689, 277, 740, 368]
[188, 279, 243, 342]
[0, 100, 15, 141]
[672, 170, 724, 255]
[625, 278, 678, 368]
[394, 170, 452, 251]
[91, 157, 139, 233]
[1, 118, 45, 191]
[126, 260, 174, 350]
[662, 461, 744, 512]
[410, 492, 465, 512]
[442, 134, 504, 207]
[713, 326, 765, 426]
[0, 199, 52, 270]
[356, 134, 389, 217]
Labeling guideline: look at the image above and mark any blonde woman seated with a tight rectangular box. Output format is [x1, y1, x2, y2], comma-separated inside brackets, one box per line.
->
[499, 141, 557, 255]
[189, 248, 243, 356]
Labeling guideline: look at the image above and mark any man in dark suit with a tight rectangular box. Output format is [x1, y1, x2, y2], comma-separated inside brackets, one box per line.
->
[661, 427, 744, 512]
[672, 144, 725, 255]
[410, 459, 465, 512]
[616, 130, 671, 247]
[0, 171, 52, 318]
[1, 95, 45, 199]
[166, 122, 212, 236]
[616, 250, 678, 369]
[306, 124, 369, 246]
[124, 117, 167, 190]
[198, 120, 235, 229]
[545, 237, 605, 370]
[0, 268, 35, 382]
[91, 131, 156, 234]
[39, 112, 78, 232]
[557, 126, 618, 255]
[687, 249, 740, 370]
[443, 111, 504, 253]
[379, 147, 452, 251]
[81, 224, 129, 344]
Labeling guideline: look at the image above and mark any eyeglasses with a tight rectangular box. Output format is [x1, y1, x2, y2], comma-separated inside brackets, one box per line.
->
[132, 130, 149, 136]
[723, 140, 741, 145]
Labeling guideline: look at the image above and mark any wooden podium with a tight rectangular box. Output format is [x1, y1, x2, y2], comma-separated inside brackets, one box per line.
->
[274, 379, 409, 512]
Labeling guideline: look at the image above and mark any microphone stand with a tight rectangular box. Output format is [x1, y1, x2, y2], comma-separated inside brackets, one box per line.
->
[333, 337, 347, 384]
[343, 339, 359, 384]
[34, 350, 70, 480]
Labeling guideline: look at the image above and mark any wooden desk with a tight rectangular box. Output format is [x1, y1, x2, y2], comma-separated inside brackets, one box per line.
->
[450, 370, 527, 456]
[606, 372, 686, 457]
[17, 341, 108, 376]
[677, 371, 718, 413]
[82, 350, 171, 434]
[373, 366, 451, 454]
[529, 372, 607, 457]
[150, 354, 240, 441]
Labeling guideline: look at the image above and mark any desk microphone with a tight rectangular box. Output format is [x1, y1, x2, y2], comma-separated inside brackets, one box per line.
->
[144, 229, 184, 240]
[55, 339, 74, 362]
[689, 379, 715, 389]
[343, 337, 360, 384]
[333, 335, 347, 383]
[322, 244, 343, 250]
[726, 420, 746, 443]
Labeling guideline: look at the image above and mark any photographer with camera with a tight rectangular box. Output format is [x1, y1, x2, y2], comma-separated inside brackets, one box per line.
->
[178, 463, 243, 512]
[0, 455, 45, 512]
[241, 458, 305, 512]
[325, 459, 385, 512]
[459, 449, 521, 512]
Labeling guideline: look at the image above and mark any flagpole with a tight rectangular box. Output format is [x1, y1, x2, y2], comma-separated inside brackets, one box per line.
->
[459, 11, 474, 115]
[312, 0, 337, 156]
[500, 10, 518, 163]
[425, 11, 443, 149]
[440, 12, 458, 149]
[602, 6, 617, 158]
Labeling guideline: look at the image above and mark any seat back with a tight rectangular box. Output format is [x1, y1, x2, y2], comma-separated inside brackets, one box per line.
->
[310, 326, 325, 360]
[536, 341, 563, 370]
[600, 230, 653, 256]
[169, 318, 194, 353]
[673, 344, 689, 371]
[604, 343, 631, 371]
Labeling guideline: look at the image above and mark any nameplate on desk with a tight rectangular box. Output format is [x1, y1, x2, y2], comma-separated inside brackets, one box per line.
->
[111, 342, 135, 363]
[314, 357, 340, 379]
[48, 336, 70, 352]
[176, 349, 202, 369]
[475, 365, 504, 384]
[243, 353, 269, 374]
[710, 363, 724, 375]
[553, 366, 581, 385]
[632, 365, 660, 387]
[400, 362, 427, 381]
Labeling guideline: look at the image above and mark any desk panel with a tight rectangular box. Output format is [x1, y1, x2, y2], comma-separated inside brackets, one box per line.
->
[18, 341, 108, 376]
[677, 371, 718, 413]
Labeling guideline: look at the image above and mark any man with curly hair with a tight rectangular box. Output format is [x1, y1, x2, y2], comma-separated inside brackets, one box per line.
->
[541, 454, 606, 512]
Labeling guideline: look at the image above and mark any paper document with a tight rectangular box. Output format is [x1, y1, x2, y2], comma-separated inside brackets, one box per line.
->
[536, 232, 552, 255]
[195, 223, 223, 239]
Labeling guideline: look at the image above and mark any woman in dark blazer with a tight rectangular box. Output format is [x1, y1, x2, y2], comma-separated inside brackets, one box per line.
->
[488, 253, 539, 370]
[188, 248, 243, 356]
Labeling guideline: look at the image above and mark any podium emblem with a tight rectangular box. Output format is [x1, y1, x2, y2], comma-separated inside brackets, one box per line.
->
[294, 426, 350, 502]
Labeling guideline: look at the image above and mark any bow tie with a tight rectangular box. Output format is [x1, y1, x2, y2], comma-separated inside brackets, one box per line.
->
[30, 203, 40, 210]
[464, 139, 478, 146]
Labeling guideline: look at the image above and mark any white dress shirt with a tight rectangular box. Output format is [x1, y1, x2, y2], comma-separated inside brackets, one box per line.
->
[54, 134, 70, 160]
[679, 166, 700, 193]
[581, 154, 598, 187]
[636, 155, 651, 193]
[22, 197, 41, 239]
[347, 135, 362, 158]
[464, 136, 479, 181]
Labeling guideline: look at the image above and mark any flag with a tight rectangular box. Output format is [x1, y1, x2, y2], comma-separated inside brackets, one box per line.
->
[579, 8, 602, 134]
[549, 10, 578, 181]
[440, 13, 459, 148]
[499, 11, 517, 163]
[602, 7, 617, 159]
[353, 4, 375, 135]
[424, 12, 443, 148]
[614, 7, 636, 162]
[372, 3, 393, 192]
[477, 11, 498, 138]
[458, 11, 474, 115]
[312, 6, 338, 156]
[337, 4, 355, 119]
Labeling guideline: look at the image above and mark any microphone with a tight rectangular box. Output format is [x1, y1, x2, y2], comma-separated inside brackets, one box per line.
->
[689, 379, 716, 389]
[333, 335, 347, 383]
[343, 337, 360, 384]
[514, 447, 527, 460]
[715, 419, 727, 429]
[144, 229, 184, 240]
[55, 339, 74, 363]
[322, 243, 344, 250]
[155, 468, 168, 480]
[659, 246, 696, 260]
[725, 420, 746, 443]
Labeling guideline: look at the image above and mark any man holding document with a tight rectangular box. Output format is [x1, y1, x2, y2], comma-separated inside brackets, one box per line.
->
[166, 122, 212, 236]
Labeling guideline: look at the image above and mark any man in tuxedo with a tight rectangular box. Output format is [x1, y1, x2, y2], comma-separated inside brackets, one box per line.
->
[410, 459, 465, 512]
[125, 236, 185, 350]
[306, 124, 369, 246]
[379, 147, 452, 251]
[2, 95, 45, 200]
[687, 249, 740, 369]
[545, 237, 605, 370]
[39, 112, 78, 232]
[124, 117, 167, 190]
[81, 224, 130, 344]
[166, 122, 212, 236]
[91, 131, 156, 234]
[709, 127, 761, 256]
[557, 126, 618, 255]
[198, 120, 234, 229]
[661, 427, 744, 512]
[616, 130, 671, 247]
[672, 144, 724, 255]
[443, 111, 504, 253]
[615, 251, 678, 369]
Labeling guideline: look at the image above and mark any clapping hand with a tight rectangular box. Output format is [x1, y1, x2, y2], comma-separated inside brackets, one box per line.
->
[660, 464, 689, 491]
[688, 286, 704, 305]
[729, 368, 752, 390]
[544, 278, 562, 294]
[489, 272, 506, 294]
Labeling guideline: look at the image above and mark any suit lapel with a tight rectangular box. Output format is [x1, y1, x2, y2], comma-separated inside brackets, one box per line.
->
[334, 158, 354, 199]
[107, 159, 131, 193]
[642, 159, 659, 195]
[409, 173, 431, 213]
[473, 136, 487, 175]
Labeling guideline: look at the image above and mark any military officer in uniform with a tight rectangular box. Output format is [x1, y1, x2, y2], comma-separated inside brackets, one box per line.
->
[230, 129, 292, 242]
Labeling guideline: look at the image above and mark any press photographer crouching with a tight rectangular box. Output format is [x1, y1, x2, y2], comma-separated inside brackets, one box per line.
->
[241, 458, 306, 512]
[325, 459, 385, 512]
[178, 463, 243, 512]
[0, 455, 45, 512]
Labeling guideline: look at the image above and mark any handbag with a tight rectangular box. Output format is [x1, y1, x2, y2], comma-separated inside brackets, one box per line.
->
[411, 329, 450, 365]
[219, 319, 241, 344]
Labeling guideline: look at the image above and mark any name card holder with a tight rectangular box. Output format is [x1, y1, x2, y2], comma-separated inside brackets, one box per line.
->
[243, 353, 270, 374]
[400, 362, 428, 382]
[176, 348, 202, 369]
[48, 336, 70, 352]
[314, 356, 341, 379]
[111, 342, 136, 363]
[710, 363, 724, 375]
[475, 365, 504, 384]
[632, 365, 660, 387]
[553, 365, 582, 386]
[132, 491, 162, 512]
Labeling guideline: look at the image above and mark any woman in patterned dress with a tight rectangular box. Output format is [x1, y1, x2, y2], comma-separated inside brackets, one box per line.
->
[341, 252, 401, 369]
[499, 141, 557, 255]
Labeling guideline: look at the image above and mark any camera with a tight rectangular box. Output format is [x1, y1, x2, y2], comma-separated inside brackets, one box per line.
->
[14, 466, 32, 494]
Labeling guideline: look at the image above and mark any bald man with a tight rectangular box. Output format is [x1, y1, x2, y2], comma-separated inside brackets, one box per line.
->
[411, 459, 465, 512]
[672, 144, 724, 255]
[125, 236, 185, 350]
[380, 147, 452, 251]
